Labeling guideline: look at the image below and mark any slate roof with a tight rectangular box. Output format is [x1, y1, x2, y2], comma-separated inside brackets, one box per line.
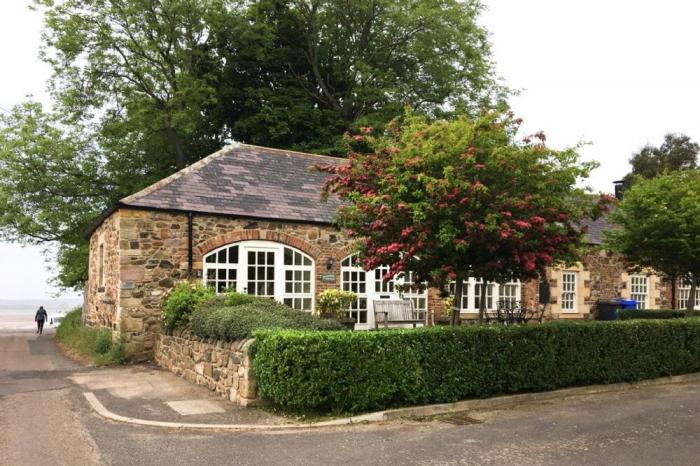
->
[120, 143, 342, 224]
[103, 142, 615, 243]
[581, 215, 613, 245]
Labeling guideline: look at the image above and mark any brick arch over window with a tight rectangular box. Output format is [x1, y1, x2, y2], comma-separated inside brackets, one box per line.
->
[195, 229, 323, 260]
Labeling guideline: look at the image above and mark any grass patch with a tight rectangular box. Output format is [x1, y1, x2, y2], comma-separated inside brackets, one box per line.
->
[55, 308, 125, 366]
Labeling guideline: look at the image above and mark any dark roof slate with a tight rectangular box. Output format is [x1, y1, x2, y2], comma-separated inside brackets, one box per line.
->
[118, 142, 614, 243]
[581, 215, 613, 245]
[120, 143, 342, 224]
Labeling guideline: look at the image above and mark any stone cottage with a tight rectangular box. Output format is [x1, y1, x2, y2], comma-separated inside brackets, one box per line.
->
[84, 143, 678, 360]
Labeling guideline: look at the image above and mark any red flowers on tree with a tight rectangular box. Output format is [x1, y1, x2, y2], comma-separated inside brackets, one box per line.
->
[319, 111, 607, 324]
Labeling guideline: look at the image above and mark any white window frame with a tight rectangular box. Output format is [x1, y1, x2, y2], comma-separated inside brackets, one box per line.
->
[203, 240, 315, 312]
[678, 280, 700, 310]
[561, 271, 577, 312]
[340, 254, 428, 329]
[450, 277, 521, 313]
[340, 255, 369, 326]
[630, 275, 649, 310]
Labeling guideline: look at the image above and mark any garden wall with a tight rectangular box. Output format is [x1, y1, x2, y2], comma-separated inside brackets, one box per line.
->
[154, 330, 262, 406]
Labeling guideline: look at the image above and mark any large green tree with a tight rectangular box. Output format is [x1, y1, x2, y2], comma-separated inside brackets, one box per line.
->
[35, 0, 229, 170]
[216, 0, 505, 154]
[605, 171, 700, 314]
[620, 133, 699, 193]
[4, 0, 503, 290]
[0, 102, 110, 288]
[321, 111, 604, 324]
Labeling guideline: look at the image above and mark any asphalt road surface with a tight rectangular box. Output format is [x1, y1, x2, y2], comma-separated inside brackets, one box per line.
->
[2, 329, 700, 465]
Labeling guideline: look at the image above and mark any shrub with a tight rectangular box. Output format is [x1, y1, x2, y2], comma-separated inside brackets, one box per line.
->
[223, 290, 262, 307]
[162, 282, 215, 331]
[55, 308, 125, 366]
[189, 299, 345, 341]
[252, 319, 700, 414]
[618, 309, 700, 320]
[316, 289, 357, 317]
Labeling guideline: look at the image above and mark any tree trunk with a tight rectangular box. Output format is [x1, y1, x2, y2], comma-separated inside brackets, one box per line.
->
[670, 273, 677, 310]
[451, 273, 462, 327]
[167, 126, 186, 169]
[478, 281, 487, 324]
[686, 279, 697, 316]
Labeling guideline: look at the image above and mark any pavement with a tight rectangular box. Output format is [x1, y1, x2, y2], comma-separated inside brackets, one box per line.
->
[2, 328, 700, 465]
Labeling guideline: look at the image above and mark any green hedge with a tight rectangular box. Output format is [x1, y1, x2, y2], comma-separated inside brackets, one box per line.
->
[162, 283, 215, 331]
[189, 299, 345, 341]
[618, 309, 700, 320]
[253, 319, 700, 414]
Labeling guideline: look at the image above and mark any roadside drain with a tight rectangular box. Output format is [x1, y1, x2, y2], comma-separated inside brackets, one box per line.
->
[438, 413, 484, 425]
[412, 412, 485, 425]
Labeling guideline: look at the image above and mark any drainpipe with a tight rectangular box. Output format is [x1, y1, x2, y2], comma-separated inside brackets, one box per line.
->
[187, 211, 194, 278]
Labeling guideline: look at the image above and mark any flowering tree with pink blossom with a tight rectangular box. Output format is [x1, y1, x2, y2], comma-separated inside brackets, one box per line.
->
[320, 111, 611, 324]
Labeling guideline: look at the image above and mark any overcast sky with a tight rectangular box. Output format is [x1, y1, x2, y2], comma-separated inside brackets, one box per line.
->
[1, 0, 699, 299]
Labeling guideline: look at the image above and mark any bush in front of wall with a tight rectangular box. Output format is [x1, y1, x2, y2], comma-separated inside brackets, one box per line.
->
[162, 282, 216, 331]
[189, 299, 346, 341]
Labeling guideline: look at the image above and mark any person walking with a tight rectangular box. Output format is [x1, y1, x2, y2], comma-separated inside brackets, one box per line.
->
[35, 306, 48, 335]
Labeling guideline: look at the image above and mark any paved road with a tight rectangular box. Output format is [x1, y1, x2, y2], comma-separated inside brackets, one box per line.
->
[2, 330, 700, 465]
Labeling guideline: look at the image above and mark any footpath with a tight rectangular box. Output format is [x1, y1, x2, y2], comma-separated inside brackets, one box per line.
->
[6, 328, 700, 434]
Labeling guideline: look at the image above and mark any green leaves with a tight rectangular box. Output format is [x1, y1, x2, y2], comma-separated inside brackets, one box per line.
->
[323, 110, 601, 292]
[605, 171, 700, 305]
[253, 319, 700, 414]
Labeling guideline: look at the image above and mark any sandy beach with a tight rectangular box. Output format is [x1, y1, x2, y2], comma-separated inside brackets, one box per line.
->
[0, 314, 37, 331]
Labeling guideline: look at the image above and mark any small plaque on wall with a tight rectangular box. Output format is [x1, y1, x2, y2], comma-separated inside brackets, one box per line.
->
[321, 273, 336, 283]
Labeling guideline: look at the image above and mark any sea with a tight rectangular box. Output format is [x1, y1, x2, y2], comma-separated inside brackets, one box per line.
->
[0, 298, 83, 330]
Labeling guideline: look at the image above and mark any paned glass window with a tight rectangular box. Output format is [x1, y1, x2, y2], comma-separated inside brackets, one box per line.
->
[630, 275, 648, 310]
[448, 281, 470, 311]
[374, 265, 395, 293]
[283, 248, 313, 311]
[499, 282, 519, 308]
[204, 245, 239, 293]
[341, 255, 368, 324]
[561, 272, 577, 311]
[474, 279, 495, 311]
[203, 242, 314, 311]
[678, 280, 699, 310]
[396, 271, 427, 320]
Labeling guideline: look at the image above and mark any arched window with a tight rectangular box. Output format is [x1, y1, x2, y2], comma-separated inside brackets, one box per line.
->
[341, 254, 428, 329]
[203, 241, 314, 311]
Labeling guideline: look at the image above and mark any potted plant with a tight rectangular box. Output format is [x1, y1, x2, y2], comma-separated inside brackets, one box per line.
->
[317, 289, 358, 329]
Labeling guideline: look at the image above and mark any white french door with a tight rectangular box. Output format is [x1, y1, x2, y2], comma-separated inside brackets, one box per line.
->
[243, 247, 276, 298]
[341, 256, 427, 330]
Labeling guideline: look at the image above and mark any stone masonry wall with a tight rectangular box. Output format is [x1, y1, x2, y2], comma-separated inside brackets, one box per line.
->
[89, 207, 355, 361]
[155, 331, 261, 406]
[85, 211, 121, 330]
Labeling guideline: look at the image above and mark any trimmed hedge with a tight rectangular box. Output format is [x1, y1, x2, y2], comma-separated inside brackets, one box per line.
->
[189, 299, 345, 341]
[618, 309, 700, 320]
[253, 319, 700, 413]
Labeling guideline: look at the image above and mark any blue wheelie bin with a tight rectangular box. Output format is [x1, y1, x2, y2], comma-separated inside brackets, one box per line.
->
[616, 299, 637, 310]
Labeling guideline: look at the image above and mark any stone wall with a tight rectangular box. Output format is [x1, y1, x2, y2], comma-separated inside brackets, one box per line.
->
[546, 247, 668, 319]
[154, 331, 261, 406]
[86, 207, 355, 361]
[85, 211, 121, 330]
